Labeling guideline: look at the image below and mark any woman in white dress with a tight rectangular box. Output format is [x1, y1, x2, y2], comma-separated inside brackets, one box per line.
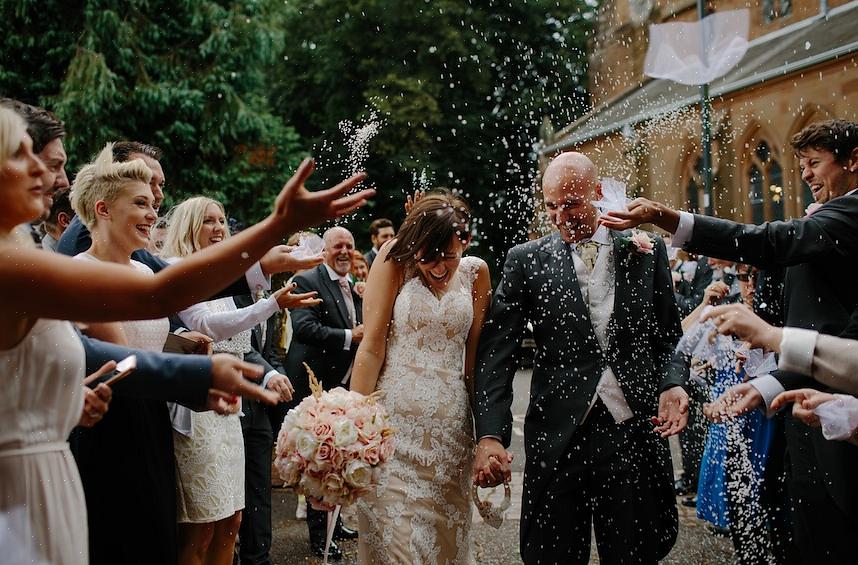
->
[0, 108, 373, 565]
[350, 192, 492, 564]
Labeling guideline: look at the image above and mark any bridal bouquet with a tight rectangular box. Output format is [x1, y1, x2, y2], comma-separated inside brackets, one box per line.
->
[274, 363, 395, 508]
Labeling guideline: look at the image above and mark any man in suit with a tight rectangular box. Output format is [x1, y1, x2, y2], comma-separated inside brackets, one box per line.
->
[364, 217, 394, 268]
[285, 226, 363, 560]
[474, 152, 689, 564]
[601, 118, 858, 563]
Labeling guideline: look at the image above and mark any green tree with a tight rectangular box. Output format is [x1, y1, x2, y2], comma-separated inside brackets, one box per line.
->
[0, 0, 304, 221]
[272, 0, 595, 268]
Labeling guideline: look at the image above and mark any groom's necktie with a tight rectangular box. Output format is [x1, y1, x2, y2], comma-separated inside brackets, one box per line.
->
[575, 240, 600, 272]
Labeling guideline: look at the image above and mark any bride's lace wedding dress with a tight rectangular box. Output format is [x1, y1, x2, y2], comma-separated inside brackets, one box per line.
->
[356, 256, 482, 565]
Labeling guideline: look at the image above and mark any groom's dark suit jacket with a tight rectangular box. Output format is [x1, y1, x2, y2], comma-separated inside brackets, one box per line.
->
[475, 230, 686, 551]
[681, 193, 858, 527]
[285, 265, 363, 398]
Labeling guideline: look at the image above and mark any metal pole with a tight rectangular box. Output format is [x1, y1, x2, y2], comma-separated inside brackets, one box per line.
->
[698, 0, 714, 216]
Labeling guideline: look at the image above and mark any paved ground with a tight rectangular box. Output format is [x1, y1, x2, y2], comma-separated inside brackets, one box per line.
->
[269, 369, 736, 564]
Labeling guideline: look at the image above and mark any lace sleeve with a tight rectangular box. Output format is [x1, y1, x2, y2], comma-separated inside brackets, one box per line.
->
[459, 256, 485, 288]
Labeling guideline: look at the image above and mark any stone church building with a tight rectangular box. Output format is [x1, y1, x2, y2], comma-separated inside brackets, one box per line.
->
[538, 0, 858, 224]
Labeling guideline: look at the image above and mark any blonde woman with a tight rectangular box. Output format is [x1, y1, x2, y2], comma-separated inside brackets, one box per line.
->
[0, 107, 373, 565]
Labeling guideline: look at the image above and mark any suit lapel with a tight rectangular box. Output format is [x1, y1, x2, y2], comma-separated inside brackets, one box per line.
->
[540, 233, 594, 340]
[318, 266, 353, 328]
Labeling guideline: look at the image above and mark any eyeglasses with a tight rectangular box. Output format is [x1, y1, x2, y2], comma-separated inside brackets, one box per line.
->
[737, 273, 757, 282]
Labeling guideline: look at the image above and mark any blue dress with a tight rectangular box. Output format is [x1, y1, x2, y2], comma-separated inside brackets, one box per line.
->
[696, 367, 775, 528]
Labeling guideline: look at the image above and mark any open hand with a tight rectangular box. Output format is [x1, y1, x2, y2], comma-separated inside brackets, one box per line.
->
[771, 388, 836, 427]
[207, 353, 279, 413]
[260, 244, 324, 276]
[273, 282, 321, 310]
[598, 197, 680, 233]
[272, 158, 375, 234]
[405, 190, 424, 215]
[703, 381, 763, 422]
[654, 386, 689, 437]
[700, 304, 783, 352]
[472, 438, 513, 488]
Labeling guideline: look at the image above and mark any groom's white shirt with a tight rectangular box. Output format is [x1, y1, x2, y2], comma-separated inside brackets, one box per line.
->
[571, 236, 634, 424]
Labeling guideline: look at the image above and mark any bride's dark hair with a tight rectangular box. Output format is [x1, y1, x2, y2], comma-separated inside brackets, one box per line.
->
[386, 190, 471, 269]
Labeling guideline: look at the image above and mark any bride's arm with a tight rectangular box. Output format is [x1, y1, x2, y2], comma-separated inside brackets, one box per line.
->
[465, 260, 492, 401]
[350, 242, 402, 396]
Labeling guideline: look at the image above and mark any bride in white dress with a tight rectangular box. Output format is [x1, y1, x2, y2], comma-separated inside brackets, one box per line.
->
[350, 192, 492, 564]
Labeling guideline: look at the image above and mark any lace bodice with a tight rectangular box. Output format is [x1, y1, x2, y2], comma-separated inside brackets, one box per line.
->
[358, 256, 483, 565]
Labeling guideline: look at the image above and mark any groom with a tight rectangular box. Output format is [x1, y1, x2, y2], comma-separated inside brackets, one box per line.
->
[474, 152, 689, 564]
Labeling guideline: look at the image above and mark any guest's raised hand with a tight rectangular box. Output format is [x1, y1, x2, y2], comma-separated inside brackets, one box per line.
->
[472, 438, 512, 488]
[703, 381, 763, 422]
[653, 386, 689, 437]
[598, 197, 681, 233]
[702, 281, 730, 305]
[701, 304, 783, 352]
[405, 191, 424, 215]
[209, 353, 279, 408]
[272, 158, 374, 234]
[260, 244, 324, 276]
[79, 383, 113, 428]
[265, 374, 295, 403]
[273, 283, 321, 310]
[771, 388, 835, 428]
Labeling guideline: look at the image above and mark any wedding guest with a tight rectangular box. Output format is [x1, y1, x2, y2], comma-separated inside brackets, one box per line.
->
[0, 108, 370, 565]
[364, 217, 394, 267]
[40, 187, 73, 252]
[350, 251, 369, 297]
[601, 118, 858, 563]
[674, 253, 713, 317]
[146, 216, 168, 255]
[162, 196, 318, 565]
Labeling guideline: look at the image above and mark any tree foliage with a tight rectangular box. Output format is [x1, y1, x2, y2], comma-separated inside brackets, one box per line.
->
[0, 0, 304, 221]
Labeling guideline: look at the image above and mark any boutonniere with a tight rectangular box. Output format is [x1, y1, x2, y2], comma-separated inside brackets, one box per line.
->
[621, 230, 655, 255]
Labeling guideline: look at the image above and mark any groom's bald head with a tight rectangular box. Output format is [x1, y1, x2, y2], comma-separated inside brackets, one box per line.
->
[542, 152, 602, 243]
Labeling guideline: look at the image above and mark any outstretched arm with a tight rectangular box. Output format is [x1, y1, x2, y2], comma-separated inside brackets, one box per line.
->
[350, 242, 402, 396]
[0, 159, 373, 324]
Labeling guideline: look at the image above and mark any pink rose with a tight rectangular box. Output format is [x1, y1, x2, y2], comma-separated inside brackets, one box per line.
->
[314, 442, 334, 466]
[313, 422, 333, 439]
[361, 444, 381, 465]
[629, 231, 654, 254]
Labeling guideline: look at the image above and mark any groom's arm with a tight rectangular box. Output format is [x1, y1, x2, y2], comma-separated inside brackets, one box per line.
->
[650, 238, 688, 392]
[475, 246, 528, 448]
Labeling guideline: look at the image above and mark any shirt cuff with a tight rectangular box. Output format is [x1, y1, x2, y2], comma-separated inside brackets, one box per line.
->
[343, 329, 352, 351]
[778, 327, 818, 377]
[173, 327, 189, 335]
[748, 374, 785, 417]
[479, 435, 503, 442]
[671, 211, 695, 248]
[245, 261, 271, 293]
[261, 370, 279, 390]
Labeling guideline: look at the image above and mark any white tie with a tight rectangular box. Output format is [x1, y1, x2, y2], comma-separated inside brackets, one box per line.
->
[338, 277, 356, 326]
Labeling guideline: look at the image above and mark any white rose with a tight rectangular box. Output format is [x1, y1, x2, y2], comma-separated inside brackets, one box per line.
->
[275, 459, 301, 486]
[343, 459, 372, 489]
[333, 418, 359, 447]
[295, 430, 318, 460]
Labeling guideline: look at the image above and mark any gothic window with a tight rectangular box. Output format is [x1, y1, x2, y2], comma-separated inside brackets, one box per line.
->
[746, 140, 785, 222]
[763, 0, 792, 22]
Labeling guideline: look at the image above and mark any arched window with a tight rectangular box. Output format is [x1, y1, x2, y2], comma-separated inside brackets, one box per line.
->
[746, 140, 785, 222]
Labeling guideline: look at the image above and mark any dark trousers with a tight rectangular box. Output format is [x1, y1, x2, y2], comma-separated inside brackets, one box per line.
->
[522, 402, 676, 565]
[238, 399, 274, 565]
[785, 418, 858, 564]
[679, 378, 708, 490]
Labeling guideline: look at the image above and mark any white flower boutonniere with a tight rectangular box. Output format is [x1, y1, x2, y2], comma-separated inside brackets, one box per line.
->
[624, 230, 655, 255]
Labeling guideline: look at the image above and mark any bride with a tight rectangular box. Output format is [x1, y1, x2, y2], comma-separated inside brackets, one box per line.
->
[350, 191, 491, 564]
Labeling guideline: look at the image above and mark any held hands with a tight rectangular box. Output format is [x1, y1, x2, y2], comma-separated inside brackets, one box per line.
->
[207, 353, 279, 414]
[653, 386, 689, 437]
[700, 304, 783, 353]
[78, 361, 116, 428]
[273, 282, 321, 310]
[598, 197, 681, 234]
[272, 158, 375, 235]
[265, 373, 295, 403]
[260, 244, 324, 276]
[703, 381, 764, 423]
[771, 388, 836, 428]
[472, 438, 514, 488]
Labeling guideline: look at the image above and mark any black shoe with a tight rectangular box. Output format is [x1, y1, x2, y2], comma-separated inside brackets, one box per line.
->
[681, 495, 697, 508]
[674, 476, 690, 496]
[310, 539, 342, 561]
[333, 524, 359, 541]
